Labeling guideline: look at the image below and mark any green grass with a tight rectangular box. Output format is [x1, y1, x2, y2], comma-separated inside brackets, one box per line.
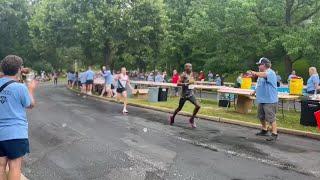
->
[128, 97, 319, 134]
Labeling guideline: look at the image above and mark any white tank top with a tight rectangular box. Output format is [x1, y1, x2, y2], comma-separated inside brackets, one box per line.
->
[118, 74, 128, 88]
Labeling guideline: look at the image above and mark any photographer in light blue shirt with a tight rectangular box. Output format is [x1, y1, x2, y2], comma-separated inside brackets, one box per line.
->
[249, 57, 279, 142]
[0, 55, 37, 179]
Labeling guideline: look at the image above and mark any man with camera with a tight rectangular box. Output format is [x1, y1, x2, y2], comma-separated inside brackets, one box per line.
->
[0, 55, 37, 180]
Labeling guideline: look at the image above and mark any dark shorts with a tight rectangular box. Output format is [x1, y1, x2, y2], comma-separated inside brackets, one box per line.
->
[117, 87, 126, 93]
[258, 103, 278, 123]
[307, 90, 319, 95]
[86, 80, 94, 85]
[179, 95, 200, 107]
[0, 139, 30, 160]
[174, 87, 179, 93]
[68, 80, 73, 84]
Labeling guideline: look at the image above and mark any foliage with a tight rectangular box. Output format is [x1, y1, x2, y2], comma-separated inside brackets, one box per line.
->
[0, 0, 35, 64]
[1, 0, 320, 77]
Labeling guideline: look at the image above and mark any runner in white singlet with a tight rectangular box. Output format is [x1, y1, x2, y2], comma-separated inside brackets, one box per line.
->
[114, 67, 133, 114]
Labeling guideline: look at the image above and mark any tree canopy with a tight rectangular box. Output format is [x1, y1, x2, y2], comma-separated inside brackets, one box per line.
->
[1, 0, 320, 78]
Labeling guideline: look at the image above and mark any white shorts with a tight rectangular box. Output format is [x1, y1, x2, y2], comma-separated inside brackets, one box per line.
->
[105, 84, 111, 89]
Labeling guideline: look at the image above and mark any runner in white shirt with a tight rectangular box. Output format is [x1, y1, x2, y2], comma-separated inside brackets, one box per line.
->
[114, 67, 133, 114]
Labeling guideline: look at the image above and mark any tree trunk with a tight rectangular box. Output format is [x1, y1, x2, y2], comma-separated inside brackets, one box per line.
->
[284, 55, 293, 76]
[285, 0, 294, 26]
[104, 41, 112, 68]
[84, 47, 93, 66]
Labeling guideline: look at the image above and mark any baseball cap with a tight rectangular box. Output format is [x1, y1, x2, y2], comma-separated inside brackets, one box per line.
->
[256, 57, 271, 65]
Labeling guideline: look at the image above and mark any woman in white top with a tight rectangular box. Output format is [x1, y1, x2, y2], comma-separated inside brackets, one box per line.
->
[115, 67, 133, 114]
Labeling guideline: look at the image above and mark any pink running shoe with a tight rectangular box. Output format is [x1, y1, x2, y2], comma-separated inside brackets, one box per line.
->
[168, 115, 174, 125]
[189, 118, 197, 128]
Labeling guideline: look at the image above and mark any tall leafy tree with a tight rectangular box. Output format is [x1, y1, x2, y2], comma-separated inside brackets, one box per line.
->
[254, 0, 320, 74]
[29, 0, 77, 70]
[163, 0, 193, 71]
[121, 0, 167, 72]
[0, 0, 34, 63]
[68, 0, 128, 68]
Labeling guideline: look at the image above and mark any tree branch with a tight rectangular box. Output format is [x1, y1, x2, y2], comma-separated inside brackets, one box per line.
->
[294, 5, 320, 24]
[291, 0, 305, 14]
[253, 10, 279, 26]
[292, 53, 303, 63]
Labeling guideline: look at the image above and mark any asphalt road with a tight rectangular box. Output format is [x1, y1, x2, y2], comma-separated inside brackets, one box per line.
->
[23, 84, 320, 180]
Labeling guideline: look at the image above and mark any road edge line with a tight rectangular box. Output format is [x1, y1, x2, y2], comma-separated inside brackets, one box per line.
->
[68, 88, 320, 140]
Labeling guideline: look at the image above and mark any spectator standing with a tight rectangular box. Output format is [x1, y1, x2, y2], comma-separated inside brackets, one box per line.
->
[147, 72, 154, 82]
[0, 55, 37, 180]
[155, 72, 164, 82]
[71, 72, 78, 88]
[276, 71, 282, 87]
[208, 71, 214, 82]
[85, 66, 95, 95]
[41, 70, 45, 81]
[306, 67, 319, 95]
[53, 71, 58, 86]
[100, 66, 114, 98]
[198, 71, 205, 81]
[79, 71, 87, 94]
[172, 70, 180, 96]
[67, 71, 73, 87]
[249, 57, 279, 141]
[215, 74, 222, 86]
[287, 70, 296, 84]
[138, 73, 145, 81]
[235, 73, 243, 88]
[139, 73, 144, 80]
[163, 71, 168, 82]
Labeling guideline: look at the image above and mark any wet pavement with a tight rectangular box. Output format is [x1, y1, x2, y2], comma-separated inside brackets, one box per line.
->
[24, 84, 320, 180]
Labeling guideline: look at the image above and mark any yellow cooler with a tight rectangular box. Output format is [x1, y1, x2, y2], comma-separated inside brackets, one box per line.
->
[289, 77, 303, 95]
[241, 77, 252, 89]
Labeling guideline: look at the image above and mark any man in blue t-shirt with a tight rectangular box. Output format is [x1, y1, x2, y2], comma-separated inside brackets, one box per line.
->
[100, 66, 114, 97]
[0, 55, 37, 179]
[85, 66, 95, 95]
[155, 72, 164, 82]
[67, 71, 73, 87]
[215, 74, 222, 86]
[249, 57, 279, 142]
[79, 71, 87, 94]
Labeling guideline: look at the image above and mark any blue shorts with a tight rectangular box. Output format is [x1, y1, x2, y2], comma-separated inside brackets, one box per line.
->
[86, 80, 94, 85]
[0, 139, 30, 160]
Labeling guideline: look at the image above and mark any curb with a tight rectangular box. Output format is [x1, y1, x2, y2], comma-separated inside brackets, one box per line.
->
[68, 88, 320, 140]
